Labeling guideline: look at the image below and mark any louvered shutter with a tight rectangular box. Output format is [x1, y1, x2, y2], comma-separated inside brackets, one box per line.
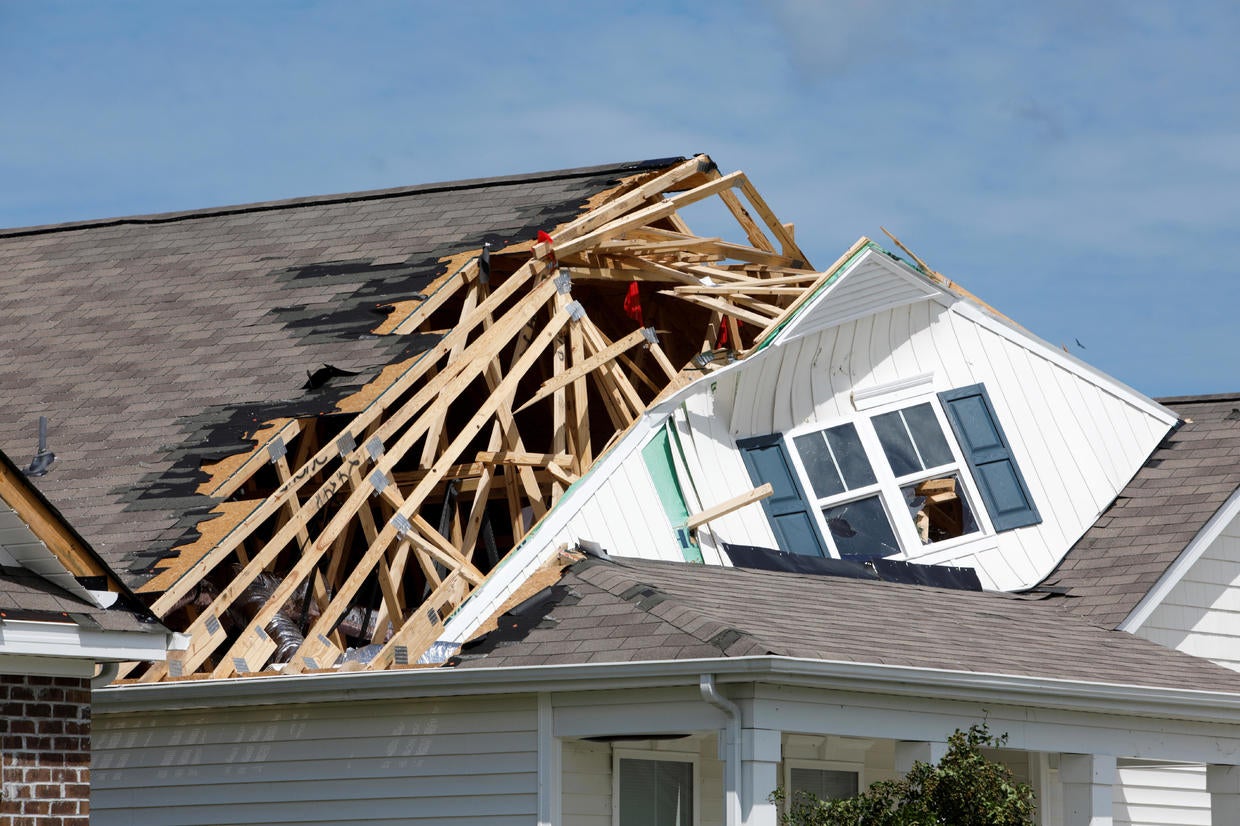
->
[737, 433, 827, 556]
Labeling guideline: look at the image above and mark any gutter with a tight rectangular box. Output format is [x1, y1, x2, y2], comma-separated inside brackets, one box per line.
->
[95, 655, 1240, 726]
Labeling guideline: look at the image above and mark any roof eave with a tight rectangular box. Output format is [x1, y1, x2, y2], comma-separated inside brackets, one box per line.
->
[94, 654, 1240, 726]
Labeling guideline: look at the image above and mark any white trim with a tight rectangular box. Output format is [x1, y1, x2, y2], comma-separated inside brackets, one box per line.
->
[0, 653, 97, 678]
[0, 618, 169, 662]
[612, 747, 701, 826]
[852, 372, 936, 411]
[1120, 486, 1240, 633]
[947, 300, 1177, 427]
[538, 692, 561, 826]
[775, 249, 940, 344]
[94, 655, 1240, 727]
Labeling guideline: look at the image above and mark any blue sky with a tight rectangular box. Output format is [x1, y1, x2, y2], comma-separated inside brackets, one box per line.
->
[2, 1, 1236, 396]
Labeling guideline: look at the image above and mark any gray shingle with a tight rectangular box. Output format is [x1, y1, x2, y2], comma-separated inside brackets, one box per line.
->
[455, 557, 1240, 693]
[1043, 395, 1240, 628]
[0, 159, 681, 586]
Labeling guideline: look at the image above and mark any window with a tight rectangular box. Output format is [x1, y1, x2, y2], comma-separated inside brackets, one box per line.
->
[614, 751, 698, 826]
[739, 384, 1037, 560]
[783, 759, 862, 809]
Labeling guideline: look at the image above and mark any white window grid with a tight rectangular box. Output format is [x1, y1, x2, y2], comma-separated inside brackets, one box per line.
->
[785, 394, 994, 560]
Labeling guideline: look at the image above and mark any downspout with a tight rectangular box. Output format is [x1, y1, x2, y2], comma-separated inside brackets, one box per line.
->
[700, 674, 741, 826]
[91, 661, 119, 689]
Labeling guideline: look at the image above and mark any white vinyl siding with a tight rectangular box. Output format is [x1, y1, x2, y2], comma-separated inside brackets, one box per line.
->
[1114, 762, 1209, 826]
[1138, 512, 1240, 671]
[92, 695, 538, 826]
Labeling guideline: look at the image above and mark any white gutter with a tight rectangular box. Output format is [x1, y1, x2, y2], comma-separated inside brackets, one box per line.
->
[95, 655, 1240, 726]
[700, 674, 741, 826]
[0, 618, 171, 662]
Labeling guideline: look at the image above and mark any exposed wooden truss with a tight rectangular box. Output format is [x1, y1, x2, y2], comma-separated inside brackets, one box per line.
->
[127, 154, 853, 682]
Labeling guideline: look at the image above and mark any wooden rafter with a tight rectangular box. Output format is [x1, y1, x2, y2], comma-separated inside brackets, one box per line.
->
[133, 154, 846, 682]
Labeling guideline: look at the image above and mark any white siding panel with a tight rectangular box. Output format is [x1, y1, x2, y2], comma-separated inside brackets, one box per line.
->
[93, 696, 539, 826]
[1139, 515, 1240, 672]
[1114, 762, 1208, 826]
[563, 740, 611, 826]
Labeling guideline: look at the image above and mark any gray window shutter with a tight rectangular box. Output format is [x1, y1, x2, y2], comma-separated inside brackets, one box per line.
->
[737, 434, 828, 556]
[938, 384, 1040, 531]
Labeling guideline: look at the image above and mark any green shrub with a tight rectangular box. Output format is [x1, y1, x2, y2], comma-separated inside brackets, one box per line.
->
[773, 724, 1035, 826]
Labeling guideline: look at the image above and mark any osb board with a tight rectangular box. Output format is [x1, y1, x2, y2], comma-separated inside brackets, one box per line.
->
[466, 549, 583, 642]
[138, 499, 264, 594]
[195, 417, 297, 495]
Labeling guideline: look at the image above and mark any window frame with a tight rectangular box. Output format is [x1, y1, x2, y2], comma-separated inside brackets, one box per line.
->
[612, 748, 701, 826]
[784, 393, 995, 560]
[782, 758, 866, 811]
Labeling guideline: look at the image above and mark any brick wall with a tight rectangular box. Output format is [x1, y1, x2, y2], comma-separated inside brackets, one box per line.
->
[0, 673, 91, 825]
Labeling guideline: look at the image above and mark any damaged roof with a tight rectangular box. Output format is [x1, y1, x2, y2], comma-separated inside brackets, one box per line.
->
[0, 158, 681, 587]
[1040, 394, 1240, 629]
[455, 555, 1240, 693]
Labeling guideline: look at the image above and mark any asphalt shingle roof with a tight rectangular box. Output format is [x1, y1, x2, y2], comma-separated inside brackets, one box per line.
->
[0, 566, 154, 633]
[1041, 394, 1240, 629]
[455, 556, 1240, 693]
[0, 159, 680, 587]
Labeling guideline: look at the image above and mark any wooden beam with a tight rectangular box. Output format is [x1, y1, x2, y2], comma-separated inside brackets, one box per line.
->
[685, 484, 773, 531]
[515, 327, 647, 414]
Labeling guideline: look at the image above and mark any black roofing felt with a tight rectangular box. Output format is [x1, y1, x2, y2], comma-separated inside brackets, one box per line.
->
[454, 557, 1240, 693]
[0, 158, 682, 587]
[1042, 394, 1240, 629]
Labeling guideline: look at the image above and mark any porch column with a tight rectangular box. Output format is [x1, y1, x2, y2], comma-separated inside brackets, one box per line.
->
[1060, 753, 1115, 826]
[895, 740, 947, 774]
[741, 727, 781, 826]
[1207, 764, 1240, 826]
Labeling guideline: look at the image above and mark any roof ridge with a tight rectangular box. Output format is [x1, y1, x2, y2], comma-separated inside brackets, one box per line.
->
[0, 156, 686, 239]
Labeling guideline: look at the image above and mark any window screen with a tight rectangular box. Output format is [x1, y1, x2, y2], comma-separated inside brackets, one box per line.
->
[619, 758, 693, 826]
[789, 766, 859, 801]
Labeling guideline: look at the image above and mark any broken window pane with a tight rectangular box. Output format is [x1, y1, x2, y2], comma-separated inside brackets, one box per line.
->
[901, 473, 978, 544]
[874, 403, 952, 476]
[822, 496, 899, 558]
[794, 423, 874, 499]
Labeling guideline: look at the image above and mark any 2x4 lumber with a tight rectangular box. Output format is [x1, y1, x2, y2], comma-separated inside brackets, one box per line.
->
[737, 177, 809, 264]
[148, 260, 542, 617]
[282, 308, 572, 673]
[672, 284, 806, 296]
[749, 236, 873, 348]
[0, 458, 110, 583]
[205, 419, 303, 499]
[389, 257, 479, 335]
[551, 155, 713, 243]
[419, 282, 482, 467]
[475, 451, 575, 468]
[149, 275, 559, 679]
[553, 171, 745, 260]
[684, 484, 774, 531]
[515, 327, 647, 414]
[664, 291, 776, 329]
[366, 568, 469, 672]
[578, 320, 645, 416]
[716, 187, 777, 253]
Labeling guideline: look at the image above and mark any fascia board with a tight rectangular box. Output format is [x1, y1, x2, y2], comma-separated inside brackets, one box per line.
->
[94, 655, 1240, 728]
[1120, 486, 1240, 633]
[0, 619, 169, 662]
[948, 300, 1177, 427]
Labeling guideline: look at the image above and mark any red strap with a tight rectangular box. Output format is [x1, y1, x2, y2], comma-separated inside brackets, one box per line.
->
[623, 281, 644, 326]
